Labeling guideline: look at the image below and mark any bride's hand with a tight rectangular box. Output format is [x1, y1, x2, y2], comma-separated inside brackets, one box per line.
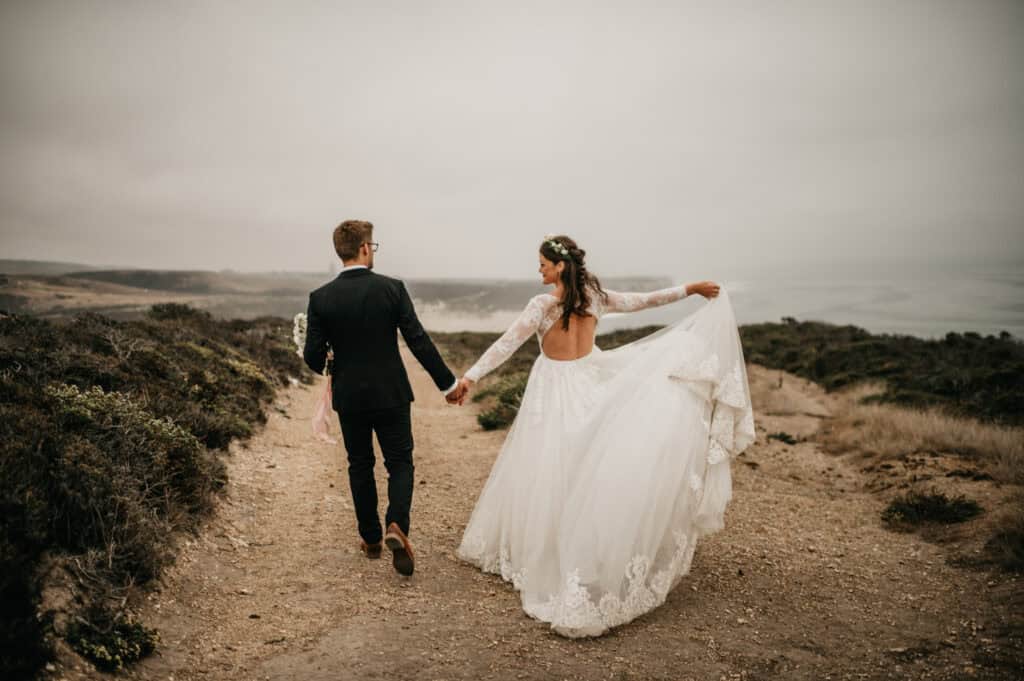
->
[457, 377, 474, 406]
[686, 281, 720, 299]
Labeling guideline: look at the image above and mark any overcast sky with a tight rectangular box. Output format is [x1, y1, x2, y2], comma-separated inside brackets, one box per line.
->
[1, 0, 1022, 280]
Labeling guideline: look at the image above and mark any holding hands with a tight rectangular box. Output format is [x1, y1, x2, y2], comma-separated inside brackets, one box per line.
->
[445, 377, 473, 406]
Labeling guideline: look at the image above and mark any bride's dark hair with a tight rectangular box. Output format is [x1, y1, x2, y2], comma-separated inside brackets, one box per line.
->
[540, 235, 608, 330]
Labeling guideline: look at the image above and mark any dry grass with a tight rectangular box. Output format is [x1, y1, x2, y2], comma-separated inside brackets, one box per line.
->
[985, 493, 1024, 572]
[822, 385, 1024, 485]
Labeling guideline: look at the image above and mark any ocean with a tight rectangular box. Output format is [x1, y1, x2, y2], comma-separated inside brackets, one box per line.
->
[410, 262, 1024, 340]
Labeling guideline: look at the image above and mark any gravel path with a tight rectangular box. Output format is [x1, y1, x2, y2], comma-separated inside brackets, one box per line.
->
[112, 353, 1020, 681]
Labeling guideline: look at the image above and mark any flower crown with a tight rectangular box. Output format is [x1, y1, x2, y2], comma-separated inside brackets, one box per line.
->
[542, 234, 571, 259]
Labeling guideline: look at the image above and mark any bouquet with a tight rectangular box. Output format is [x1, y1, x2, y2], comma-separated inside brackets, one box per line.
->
[292, 313, 308, 358]
[292, 312, 337, 444]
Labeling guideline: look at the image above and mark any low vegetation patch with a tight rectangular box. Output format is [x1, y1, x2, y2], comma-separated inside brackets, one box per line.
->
[740, 319, 1023, 427]
[65, 606, 159, 673]
[881, 490, 983, 529]
[768, 431, 798, 445]
[472, 372, 528, 430]
[0, 304, 308, 678]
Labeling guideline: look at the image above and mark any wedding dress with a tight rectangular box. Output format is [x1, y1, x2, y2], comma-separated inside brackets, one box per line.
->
[455, 285, 755, 638]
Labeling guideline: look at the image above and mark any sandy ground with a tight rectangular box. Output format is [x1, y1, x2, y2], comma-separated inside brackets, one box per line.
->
[56, 351, 1018, 681]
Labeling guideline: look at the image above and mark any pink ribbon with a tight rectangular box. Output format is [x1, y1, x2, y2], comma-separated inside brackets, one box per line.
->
[311, 375, 338, 444]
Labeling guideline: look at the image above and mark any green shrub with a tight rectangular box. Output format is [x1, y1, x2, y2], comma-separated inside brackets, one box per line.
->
[881, 490, 983, 528]
[0, 306, 308, 677]
[66, 606, 159, 672]
[474, 373, 528, 430]
[740, 320, 1023, 426]
[768, 431, 798, 445]
[478, 404, 522, 431]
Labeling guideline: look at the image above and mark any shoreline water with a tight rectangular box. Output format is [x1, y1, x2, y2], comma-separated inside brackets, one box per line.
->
[414, 274, 1024, 340]
[3, 261, 1021, 340]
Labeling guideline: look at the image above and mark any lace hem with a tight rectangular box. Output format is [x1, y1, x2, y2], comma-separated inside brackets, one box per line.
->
[457, 529, 699, 638]
[456, 533, 527, 585]
[549, 528, 698, 637]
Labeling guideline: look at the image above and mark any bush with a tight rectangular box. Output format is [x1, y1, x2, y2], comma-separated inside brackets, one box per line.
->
[473, 373, 528, 430]
[881, 490, 983, 528]
[66, 606, 158, 672]
[768, 431, 798, 445]
[0, 306, 309, 678]
[740, 320, 1023, 426]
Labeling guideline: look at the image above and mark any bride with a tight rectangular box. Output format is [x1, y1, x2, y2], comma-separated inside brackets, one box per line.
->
[453, 234, 755, 638]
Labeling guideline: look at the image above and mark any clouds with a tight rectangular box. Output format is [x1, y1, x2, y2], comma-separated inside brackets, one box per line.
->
[1, 0, 1022, 277]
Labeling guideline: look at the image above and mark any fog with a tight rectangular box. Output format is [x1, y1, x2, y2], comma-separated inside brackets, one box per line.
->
[2, 0, 1022, 280]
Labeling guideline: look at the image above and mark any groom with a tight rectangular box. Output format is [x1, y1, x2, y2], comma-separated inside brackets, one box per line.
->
[303, 219, 465, 576]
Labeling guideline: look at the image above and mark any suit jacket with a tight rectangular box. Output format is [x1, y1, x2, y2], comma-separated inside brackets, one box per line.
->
[303, 268, 455, 415]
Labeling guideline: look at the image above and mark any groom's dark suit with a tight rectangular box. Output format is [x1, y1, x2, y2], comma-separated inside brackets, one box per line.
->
[303, 267, 455, 545]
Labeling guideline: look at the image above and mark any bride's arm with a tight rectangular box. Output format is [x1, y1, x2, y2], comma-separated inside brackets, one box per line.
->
[602, 285, 688, 313]
[462, 295, 548, 385]
[602, 281, 719, 313]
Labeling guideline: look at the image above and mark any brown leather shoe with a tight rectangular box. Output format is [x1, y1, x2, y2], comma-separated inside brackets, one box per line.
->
[383, 522, 415, 576]
[360, 539, 382, 559]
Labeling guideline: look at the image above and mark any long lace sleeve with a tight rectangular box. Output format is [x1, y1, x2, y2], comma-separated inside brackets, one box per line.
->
[464, 295, 549, 383]
[602, 284, 688, 314]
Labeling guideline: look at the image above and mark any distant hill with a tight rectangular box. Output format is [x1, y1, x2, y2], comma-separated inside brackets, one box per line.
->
[63, 269, 328, 295]
[0, 259, 107, 276]
[0, 264, 673, 325]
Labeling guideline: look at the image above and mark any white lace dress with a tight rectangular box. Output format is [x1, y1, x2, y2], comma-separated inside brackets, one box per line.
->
[455, 285, 755, 638]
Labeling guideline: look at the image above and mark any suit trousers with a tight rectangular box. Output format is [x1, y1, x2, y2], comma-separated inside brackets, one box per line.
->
[337, 403, 414, 545]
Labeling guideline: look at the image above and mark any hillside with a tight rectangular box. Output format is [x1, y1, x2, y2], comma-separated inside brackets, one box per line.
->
[0, 264, 671, 323]
[0, 305, 309, 679]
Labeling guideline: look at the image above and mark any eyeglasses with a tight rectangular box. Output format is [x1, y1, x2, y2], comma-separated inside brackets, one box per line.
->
[364, 241, 380, 252]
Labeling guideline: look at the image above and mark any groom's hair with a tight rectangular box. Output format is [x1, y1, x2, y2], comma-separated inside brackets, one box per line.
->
[334, 220, 374, 260]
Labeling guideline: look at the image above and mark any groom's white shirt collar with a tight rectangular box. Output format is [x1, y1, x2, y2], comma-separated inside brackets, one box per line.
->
[337, 263, 458, 397]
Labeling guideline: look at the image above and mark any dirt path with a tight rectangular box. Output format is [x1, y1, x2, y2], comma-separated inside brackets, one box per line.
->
[112, 353, 1020, 681]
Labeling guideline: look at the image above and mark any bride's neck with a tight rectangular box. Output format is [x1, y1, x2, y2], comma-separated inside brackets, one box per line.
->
[552, 282, 566, 299]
